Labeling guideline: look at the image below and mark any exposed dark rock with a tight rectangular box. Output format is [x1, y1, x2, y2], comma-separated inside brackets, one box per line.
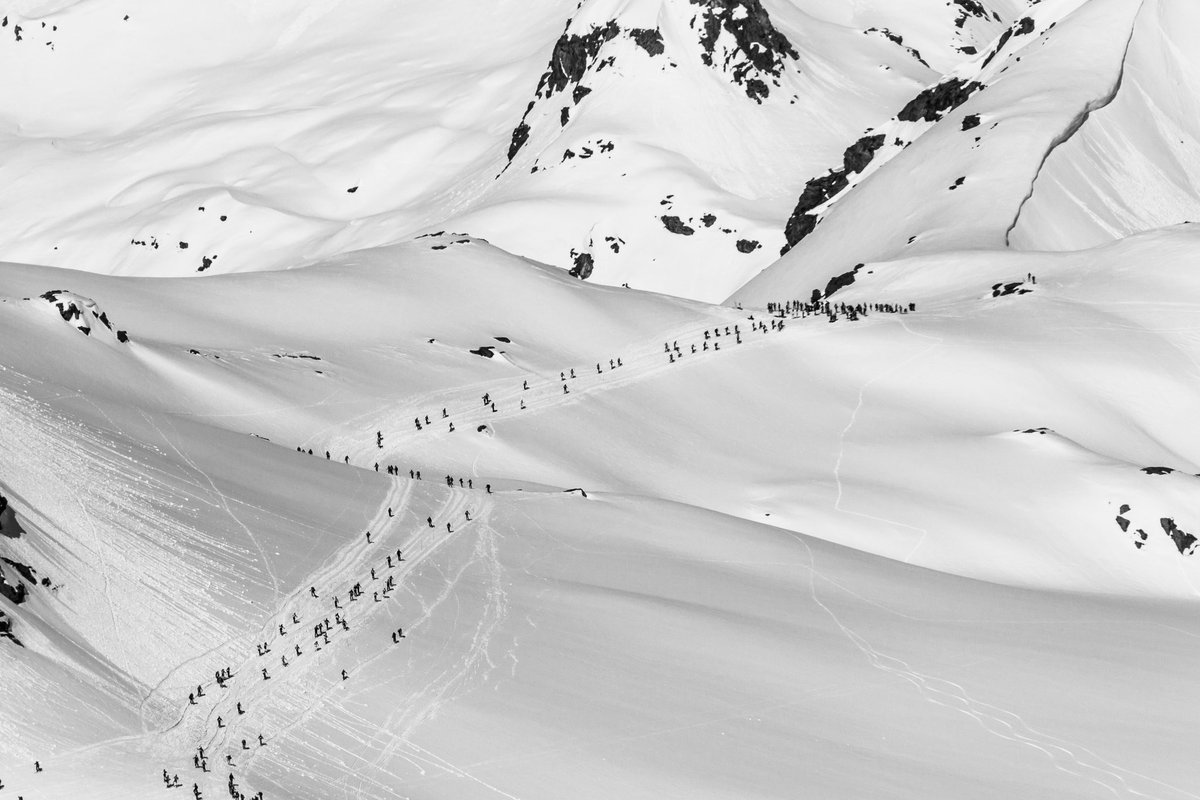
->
[1015, 16, 1035, 35]
[897, 78, 984, 123]
[1116, 516, 1130, 532]
[199, 256, 214, 272]
[0, 563, 26, 604]
[736, 239, 760, 253]
[178, 241, 189, 249]
[117, 330, 129, 343]
[991, 281, 1031, 297]
[865, 27, 929, 67]
[629, 27, 665, 56]
[0, 611, 20, 645]
[569, 250, 595, 279]
[701, 213, 717, 227]
[982, 30, 1013, 69]
[1141, 466, 1176, 475]
[494, 336, 511, 343]
[688, 0, 799, 102]
[661, 215, 695, 236]
[823, 263, 864, 298]
[962, 114, 981, 131]
[539, 21, 621, 98]
[572, 85, 592, 104]
[346, 186, 358, 193]
[2, 558, 36, 585]
[560, 107, 570, 126]
[1119, 504, 1131, 514]
[781, 134, 886, 254]
[507, 122, 531, 162]
[959, 45, 977, 55]
[469, 346, 496, 358]
[1160, 518, 1197, 555]
[843, 134, 886, 173]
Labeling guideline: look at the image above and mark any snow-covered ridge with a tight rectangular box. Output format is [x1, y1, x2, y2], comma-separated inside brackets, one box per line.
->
[32, 289, 129, 342]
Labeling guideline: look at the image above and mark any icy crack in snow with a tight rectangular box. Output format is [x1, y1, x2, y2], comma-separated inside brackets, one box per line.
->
[1005, 0, 1146, 247]
[832, 318, 943, 563]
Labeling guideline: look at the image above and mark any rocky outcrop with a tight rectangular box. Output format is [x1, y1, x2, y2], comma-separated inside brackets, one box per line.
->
[38, 290, 130, 343]
[688, 0, 799, 103]
[538, 21, 621, 99]
[503, 19, 666, 167]
[1160, 518, 1197, 556]
[661, 215, 695, 235]
[569, 250, 595, 279]
[781, 134, 886, 254]
[823, 263, 864, 298]
[629, 28, 665, 56]
[896, 78, 984, 123]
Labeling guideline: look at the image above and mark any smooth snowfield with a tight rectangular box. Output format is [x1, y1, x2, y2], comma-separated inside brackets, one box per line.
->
[3, 227, 1200, 797]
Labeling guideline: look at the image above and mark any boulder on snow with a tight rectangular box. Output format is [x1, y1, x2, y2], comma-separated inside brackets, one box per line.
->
[661, 216, 695, 236]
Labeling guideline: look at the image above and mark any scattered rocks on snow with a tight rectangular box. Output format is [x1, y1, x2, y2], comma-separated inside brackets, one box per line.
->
[1141, 466, 1176, 475]
[864, 27, 929, 67]
[991, 280, 1032, 297]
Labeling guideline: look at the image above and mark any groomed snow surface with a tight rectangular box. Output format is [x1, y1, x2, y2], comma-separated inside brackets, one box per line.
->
[3, 1, 1200, 798]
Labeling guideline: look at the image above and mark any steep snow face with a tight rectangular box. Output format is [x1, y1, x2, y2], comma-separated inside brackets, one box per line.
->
[446, 0, 967, 300]
[1007, 0, 1200, 251]
[730, 0, 1142, 306]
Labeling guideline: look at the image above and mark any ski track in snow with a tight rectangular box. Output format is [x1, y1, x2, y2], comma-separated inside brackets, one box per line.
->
[832, 316, 945, 563]
[146, 412, 284, 602]
[788, 531, 1200, 800]
[138, 480, 511, 799]
[310, 306, 872, 482]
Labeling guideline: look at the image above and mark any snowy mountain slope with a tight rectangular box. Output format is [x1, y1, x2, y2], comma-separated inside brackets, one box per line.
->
[3, 388, 1200, 799]
[4, 0, 1200, 797]
[0, 0, 1023, 301]
[0, 0, 565, 274]
[5, 228, 1200, 593]
[731, 0, 1145, 305]
[4, 222, 1200, 795]
[1007, 0, 1200, 250]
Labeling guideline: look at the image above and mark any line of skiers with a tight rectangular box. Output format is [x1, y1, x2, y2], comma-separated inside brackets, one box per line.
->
[765, 298, 916, 321]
